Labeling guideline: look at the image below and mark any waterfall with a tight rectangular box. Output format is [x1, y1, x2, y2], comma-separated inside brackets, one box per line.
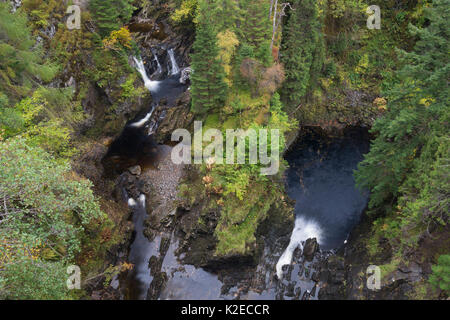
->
[138, 194, 146, 207]
[133, 56, 159, 92]
[129, 105, 155, 128]
[167, 48, 180, 76]
[152, 51, 162, 75]
[128, 198, 137, 207]
[275, 217, 323, 279]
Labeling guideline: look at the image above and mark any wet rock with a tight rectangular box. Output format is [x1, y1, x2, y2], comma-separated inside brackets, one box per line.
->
[304, 266, 310, 278]
[137, 178, 152, 194]
[180, 67, 191, 84]
[284, 264, 294, 281]
[275, 292, 284, 300]
[110, 275, 120, 290]
[154, 91, 193, 144]
[148, 255, 160, 272]
[317, 255, 346, 299]
[159, 237, 171, 255]
[128, 165, 142, 176]
[294, 287, 302, 300]
[285, 282, 296, 297]
[293, 247, 302, 261]
[116, 172, 140, 199]
[310, 284, 317, 297]
[311, 271, 320, 283]
[298, 264, 304, 277]
[303, 238, 319, 261]
[143, 228, 156, 242]
[147, 271, 168, 300]
[387, 262, 423, 285]
[301, 290, 310, 300]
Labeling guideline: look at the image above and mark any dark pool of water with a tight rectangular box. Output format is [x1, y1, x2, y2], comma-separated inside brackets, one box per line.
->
[284, 127, 370, 250]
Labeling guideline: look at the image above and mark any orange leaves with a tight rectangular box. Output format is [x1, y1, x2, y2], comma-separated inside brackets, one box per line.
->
[202, 175, 213, 185]
[373, 97, 387, 112]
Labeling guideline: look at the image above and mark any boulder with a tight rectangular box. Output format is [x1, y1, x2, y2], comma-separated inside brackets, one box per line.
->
[128, 165, 142, 176]
[303, 238, 319, 261]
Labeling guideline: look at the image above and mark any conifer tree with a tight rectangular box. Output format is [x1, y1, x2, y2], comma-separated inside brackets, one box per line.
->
[240, 0, 271, 49]
[280, 0, 323, 110]
[0, 2, 57, 97]
[90, 0, 134, 37]
[211, 0, 243, 32]
[355, 0, 449, 213]
[190, 0, 228, 115]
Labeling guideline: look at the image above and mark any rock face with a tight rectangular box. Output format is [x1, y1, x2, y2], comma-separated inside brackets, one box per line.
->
[128, 165, 142, 176]
[179, 67, 192, 84]
[316, 210, 436, 300]
[130, 2, 195, 81]
[153, 90, 194, 144]
[303, 238, 319, 261]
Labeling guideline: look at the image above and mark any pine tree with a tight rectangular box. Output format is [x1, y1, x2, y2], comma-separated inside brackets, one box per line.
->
[190, 0, 228, 115]
[280, 0, 323, 110]
[355, 0, 449, 214]
[240, 0, 271, 49]
[0, 2, 57, 101]
[210, 0, 243, 32]
[90, 0, 134, 37]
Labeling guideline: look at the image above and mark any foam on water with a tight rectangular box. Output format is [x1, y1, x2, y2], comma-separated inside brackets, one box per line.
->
[129, 106, 155, 128]
[133, 56, 160, 92]
[276, 217, 323, 279]
[127, 198, 137, 207]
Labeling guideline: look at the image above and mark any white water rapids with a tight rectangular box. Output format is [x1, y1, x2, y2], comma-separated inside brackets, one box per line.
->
[133, 56, 160, 92]
[153, 52, 163, 75]
[168, 48, 180, 75]
[129, 105, 155, 128]
[275, 217, 323, 279]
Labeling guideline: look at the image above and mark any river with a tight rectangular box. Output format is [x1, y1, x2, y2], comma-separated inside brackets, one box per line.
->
[110, 51, 370, 300]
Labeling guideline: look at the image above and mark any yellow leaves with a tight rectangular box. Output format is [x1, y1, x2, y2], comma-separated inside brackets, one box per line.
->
[103, 27, 132, 51]
[355, 53, 369, 74]
[171, 0, 198, 24]
[217, 30, 239, 86]
[419, 97, 434, 108]
[0, 238, 43, 269]
[16, 91, 46, 125]
[373, 97, 387, 111]
[120, 261, 134, 272]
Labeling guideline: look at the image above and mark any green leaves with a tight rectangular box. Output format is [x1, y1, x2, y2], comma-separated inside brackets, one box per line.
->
[0, 137, 104, 262]
[190, 0, 228, 115]
[0, 2, 58, 100]
[354, 0, 449, 258]
[0, 258, 70, 300]
[280, 0, 324, 110]
[90, 0, 135, 37]
[430, 255, 450, 293]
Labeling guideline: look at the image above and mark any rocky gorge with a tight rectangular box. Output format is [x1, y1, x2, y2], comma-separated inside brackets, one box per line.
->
[77, 3, 438, 301]
[2, 0, 446, 301]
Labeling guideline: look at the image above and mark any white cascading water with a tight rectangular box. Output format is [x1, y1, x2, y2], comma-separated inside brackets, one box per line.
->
[168, 48, 180, 75]
[275, 217, 323, 279]
[133, 56, 159, 92]
[128, 198, 137, 207]
[129, 105, 155, 128]
[153, 52, 162, 75]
